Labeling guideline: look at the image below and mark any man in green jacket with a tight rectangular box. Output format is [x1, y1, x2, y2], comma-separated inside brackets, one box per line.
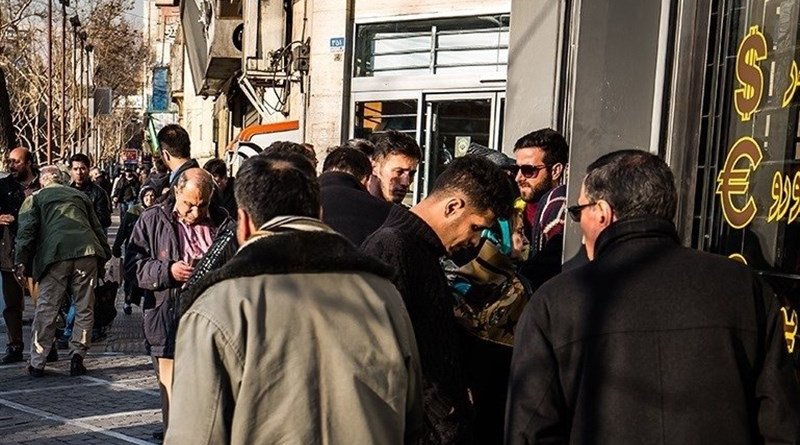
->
[15, 165, 111, 377]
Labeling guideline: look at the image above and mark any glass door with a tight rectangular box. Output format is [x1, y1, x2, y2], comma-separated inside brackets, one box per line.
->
[417, 93, 501, 200]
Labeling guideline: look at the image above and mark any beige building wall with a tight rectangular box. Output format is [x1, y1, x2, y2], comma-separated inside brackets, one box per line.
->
[290, 0, 510, 157]
[180, 47, 217, 163]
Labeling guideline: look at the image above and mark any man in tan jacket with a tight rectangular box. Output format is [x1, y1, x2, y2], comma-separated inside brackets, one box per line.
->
[166, 151, 423, 444]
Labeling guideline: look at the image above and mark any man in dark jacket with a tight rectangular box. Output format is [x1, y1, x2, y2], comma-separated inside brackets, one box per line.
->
[320, 146, 391, 246]
[506, 150, 800, 444]
[362, 155, 516, 444]
[202, 158, 237, 219]
[0, 147, 39, 364]
[157, 124, 198, 192]
[69, 153, 111, 232]
[125, 168, 228, 439]
[113, 168, 140, 216]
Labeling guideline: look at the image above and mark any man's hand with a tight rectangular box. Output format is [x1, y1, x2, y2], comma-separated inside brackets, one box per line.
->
[13, 263, 27, 285]
[170, 261, 194, 283]
[0, 214, 15, 226]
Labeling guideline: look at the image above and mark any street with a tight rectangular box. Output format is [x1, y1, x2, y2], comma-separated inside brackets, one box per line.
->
[0, 215, 162, 444]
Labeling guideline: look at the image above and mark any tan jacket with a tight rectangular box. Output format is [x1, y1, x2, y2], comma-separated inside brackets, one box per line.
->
[166, 218, 423, 444]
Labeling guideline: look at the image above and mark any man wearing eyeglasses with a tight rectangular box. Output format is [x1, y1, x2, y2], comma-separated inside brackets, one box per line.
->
[512, 128, 569, 289]
[506, 150, 800, 444]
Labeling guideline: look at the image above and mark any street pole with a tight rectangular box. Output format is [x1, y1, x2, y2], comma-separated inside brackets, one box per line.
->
[60, 0, 67, 159]
[46, 0, 53, 164]
[79, 33, 84, 154]
[85, 45, 93, 155]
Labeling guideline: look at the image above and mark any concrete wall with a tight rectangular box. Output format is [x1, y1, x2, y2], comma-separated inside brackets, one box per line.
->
[503, 0, 565, 153]
[180, 47, 217, 163]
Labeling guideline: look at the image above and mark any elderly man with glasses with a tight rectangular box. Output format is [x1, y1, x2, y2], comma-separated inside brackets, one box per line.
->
[511, 128, 569, 289]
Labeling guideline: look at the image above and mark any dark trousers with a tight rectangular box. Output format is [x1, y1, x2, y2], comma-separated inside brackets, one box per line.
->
[1, 270, 24, 349]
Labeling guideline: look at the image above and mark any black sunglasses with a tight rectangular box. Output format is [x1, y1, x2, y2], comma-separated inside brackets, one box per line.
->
[567, 202, 597, 222]
[510, 164, 550, 179]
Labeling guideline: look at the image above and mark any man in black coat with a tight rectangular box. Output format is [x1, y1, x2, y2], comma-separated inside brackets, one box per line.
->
[319, 146, 390, 246]
[506, 150, 800, 444]
[69, 153, 111, 232]
[362, 155, 516, 444]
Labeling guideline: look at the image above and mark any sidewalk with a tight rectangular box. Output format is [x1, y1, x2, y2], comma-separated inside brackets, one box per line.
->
[0, 215, 163, 444]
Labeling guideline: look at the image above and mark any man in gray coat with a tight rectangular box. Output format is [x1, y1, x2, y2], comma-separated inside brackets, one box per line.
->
[165, 152, 423, 444]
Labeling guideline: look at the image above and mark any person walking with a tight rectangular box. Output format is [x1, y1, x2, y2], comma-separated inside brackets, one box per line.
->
[125, 168, 229, 440]
[0, 147, 39, 364]
[112, 186, 156, 315]
[69, 153, 111, 233]
[16, 165, 110, 377]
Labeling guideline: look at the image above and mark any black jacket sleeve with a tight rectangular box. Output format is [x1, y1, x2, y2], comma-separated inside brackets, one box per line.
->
[94, 187, 112, 228]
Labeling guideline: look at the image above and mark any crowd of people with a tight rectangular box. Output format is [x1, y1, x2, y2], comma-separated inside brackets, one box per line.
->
[1, 122, 798, 444]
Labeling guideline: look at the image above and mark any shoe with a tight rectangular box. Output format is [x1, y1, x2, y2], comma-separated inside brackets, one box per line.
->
[123, 303, 132, 315]
[27, 365, 44, 377]
[69, 354, 86, 376]
[152, 430, 164, 441]
[1, 347, 24, 364]
[46, 347, 58, 363]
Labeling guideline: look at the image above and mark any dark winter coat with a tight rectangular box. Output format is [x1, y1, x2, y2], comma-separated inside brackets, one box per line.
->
[216, 178, 238, 220]
[320, 171, 391, 247]
[506, 217, 800, 444]
[143, 172, 169, 197]
[71, 181, 112, 229]
[114, 177, 140, 203]
[0, 175, 27, 270]
[362, 205, 473, 445]
[124, 197, 229, 357]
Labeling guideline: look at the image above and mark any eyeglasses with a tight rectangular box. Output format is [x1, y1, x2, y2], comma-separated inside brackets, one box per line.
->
[567, 202, 597, 222]
[512, 164, 549, 179]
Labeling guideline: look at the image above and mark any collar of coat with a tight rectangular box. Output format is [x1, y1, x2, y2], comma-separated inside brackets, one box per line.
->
[594, 216, 679, 259]
[184, 216, 395, 305]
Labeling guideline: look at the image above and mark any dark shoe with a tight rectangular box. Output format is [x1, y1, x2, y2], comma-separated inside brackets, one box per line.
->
[1, 347, 24, 364]
[27, 365, 44, 377]
[69, 354, 86, 376]
[46, 347, 58, 363]
[152, 430, 164, 441]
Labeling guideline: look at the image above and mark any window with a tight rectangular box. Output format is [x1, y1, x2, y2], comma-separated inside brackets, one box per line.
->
[353, 100, 418, 139]
[354, 15, 509, 77]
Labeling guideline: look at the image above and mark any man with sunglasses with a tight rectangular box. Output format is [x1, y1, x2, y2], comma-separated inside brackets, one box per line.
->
[512, 128, 569, 289]
[506, 150, 800, 444]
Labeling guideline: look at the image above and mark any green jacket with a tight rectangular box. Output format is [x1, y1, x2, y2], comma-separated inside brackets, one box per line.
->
[15, 183, 111, 281]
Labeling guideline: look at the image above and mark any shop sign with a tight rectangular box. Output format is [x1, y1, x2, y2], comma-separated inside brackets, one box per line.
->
[717, 24, 800, 229]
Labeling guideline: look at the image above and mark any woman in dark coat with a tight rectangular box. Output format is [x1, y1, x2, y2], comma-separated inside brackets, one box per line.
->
[112, 186, 156, 314]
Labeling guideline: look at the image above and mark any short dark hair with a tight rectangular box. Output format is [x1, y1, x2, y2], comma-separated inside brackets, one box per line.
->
[584, 149, 677, 221]
[203, 158, 227, 178]
[513, 128, 569, 166]
[157, 124, 191, 159]
[234, 153, 320, 226]
[69, 153, 91, 168]
[262, 141, 317, 166]
[370, 130, 421, 162]
[430, 155, 515, 219]
[344, 138, 376, 159]
[322, 147, 372, 181]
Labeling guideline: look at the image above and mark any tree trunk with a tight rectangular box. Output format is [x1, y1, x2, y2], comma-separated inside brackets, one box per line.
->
[0, 67, 17, 152]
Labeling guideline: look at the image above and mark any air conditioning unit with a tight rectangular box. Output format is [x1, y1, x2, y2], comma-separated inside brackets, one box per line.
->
[181, 0, 242, 96]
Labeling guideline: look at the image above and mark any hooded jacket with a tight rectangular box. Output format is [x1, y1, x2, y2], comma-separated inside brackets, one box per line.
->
[165, 217, 423, 445]
[506, 217, 800, 444]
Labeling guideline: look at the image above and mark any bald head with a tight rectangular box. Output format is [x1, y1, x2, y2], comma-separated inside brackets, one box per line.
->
[174, 168, 214, 225]
[8, 147, 33, 181]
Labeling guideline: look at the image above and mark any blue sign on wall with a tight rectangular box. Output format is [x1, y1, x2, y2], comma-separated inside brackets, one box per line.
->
[330, 37, 345, 53]
[150, 67, 170, 112]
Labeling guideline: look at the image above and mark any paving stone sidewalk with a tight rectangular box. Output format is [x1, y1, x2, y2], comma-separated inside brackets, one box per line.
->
[0, 215, 163, 444]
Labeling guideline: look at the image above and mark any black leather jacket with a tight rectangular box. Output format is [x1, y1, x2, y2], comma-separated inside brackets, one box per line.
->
[72, 181, 112, 228]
